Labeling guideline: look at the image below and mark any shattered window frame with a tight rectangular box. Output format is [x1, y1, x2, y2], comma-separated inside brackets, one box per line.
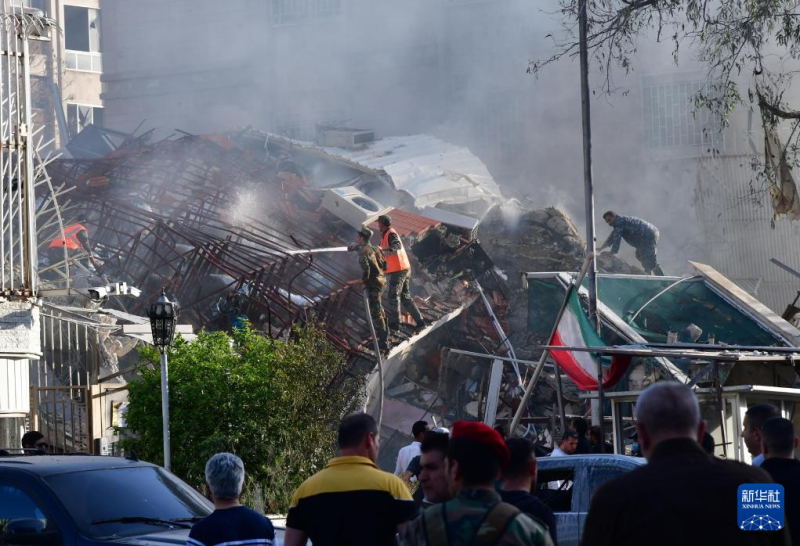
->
[641, 78, 723, 151]
[66, 102, 103, 138]
[64, 5, 102, 73]
[270, 0, 341, 26]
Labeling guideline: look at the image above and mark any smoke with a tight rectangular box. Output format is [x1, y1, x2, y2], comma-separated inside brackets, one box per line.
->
[100, 0, 731, 272]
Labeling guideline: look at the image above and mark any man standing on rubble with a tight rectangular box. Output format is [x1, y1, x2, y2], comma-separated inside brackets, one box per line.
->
[377, 214, 427, 335]
[597, 211, 665, 275]
[356, 227, 389, 352]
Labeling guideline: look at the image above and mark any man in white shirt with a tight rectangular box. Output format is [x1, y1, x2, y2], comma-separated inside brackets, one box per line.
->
[550, 430, 578, 457]
[395, 420, 429, 476]
[741, 403, 779, 466]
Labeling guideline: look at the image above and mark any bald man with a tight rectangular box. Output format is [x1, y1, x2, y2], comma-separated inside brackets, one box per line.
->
[582, 382, 787, 546]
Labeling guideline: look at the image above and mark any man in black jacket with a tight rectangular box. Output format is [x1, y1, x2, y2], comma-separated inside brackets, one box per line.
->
[760, 417, 800, 545]
[582, 382, 788, 546]
[501, 437, 557, 546]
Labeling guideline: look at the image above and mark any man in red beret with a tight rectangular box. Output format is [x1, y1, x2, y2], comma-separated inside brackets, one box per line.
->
[400, 421, 553, 545]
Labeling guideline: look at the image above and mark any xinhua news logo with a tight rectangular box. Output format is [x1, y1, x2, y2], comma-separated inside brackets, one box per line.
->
[738, 484, 785, 531]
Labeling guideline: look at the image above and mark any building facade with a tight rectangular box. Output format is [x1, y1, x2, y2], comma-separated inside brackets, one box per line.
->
[24, 0, 103, 150]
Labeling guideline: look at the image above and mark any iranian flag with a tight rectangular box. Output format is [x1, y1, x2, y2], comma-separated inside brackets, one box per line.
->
[549, 287, 632, 391]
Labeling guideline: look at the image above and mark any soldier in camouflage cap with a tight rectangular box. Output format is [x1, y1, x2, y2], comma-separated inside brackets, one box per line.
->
[355, 227, 388, 351]
[400, 421, 553, 546]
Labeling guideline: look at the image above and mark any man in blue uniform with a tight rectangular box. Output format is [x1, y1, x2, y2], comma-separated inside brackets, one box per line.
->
[598, 211, 665, 275]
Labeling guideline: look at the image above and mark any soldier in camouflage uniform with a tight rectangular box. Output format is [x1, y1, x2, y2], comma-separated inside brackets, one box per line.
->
[356, 227, 389, 351]
[599, 211, 665, 275]
[400, 421, 553, 546]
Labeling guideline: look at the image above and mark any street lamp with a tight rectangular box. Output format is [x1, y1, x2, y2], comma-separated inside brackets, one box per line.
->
[148, 288, 179, 471]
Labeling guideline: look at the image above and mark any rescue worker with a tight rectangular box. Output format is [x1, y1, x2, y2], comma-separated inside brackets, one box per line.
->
[376, 214, 426, 334]
[48, 213, 94, 268]
[598, 211, 665, 275]
[356, 227, 389, 352]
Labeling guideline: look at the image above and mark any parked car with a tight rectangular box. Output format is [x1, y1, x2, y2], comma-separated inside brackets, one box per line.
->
[0, 455, 286, 546]
[536, 454, 645, 546]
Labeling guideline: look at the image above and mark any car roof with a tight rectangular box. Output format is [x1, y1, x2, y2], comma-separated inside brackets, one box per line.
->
[538, 454, 647, 467]
[0, 455, 158, 476]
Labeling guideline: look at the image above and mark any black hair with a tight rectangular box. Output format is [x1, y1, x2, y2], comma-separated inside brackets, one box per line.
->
[762, 417, 796, 456]
[447, 437, 500, 487]
[589, 425, 601, 441]
[701, 432, 715, 454]
[338, 413, 377, 449]
[420, 431, 449, 454]
[412, 420, 428, 438]
[571, 417, 588, 436]
[21, 431, 44, 448]
[493, 425, 507, 439]
[745, 404, 780, 430]
[502, 438, 534, 480]
[602, 211, 616, 219]
[561, 430, 578, 442]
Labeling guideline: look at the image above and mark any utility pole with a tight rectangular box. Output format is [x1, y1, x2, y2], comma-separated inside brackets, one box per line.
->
[578, 0, 605, 451]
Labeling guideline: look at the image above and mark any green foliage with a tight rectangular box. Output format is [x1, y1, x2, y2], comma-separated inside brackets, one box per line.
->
[122, 323, 364, 512]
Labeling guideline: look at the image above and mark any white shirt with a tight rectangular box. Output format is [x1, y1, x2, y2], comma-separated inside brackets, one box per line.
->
[550, 447, 568, 457]
[395, 441, 421, 475]
[752, 453, 765, 467]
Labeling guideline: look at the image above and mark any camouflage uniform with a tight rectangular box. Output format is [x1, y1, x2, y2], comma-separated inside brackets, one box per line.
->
[601, 215, 665, 275]
[384, 228, 425, 330]
[400, 489, 554, 546]
[358, 242, 388, 349]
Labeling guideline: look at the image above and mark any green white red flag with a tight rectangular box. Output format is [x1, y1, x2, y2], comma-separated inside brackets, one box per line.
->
[548, 287, 632, 390]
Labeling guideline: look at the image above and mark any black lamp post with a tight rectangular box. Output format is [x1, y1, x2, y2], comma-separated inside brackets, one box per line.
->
[148, 288, 179, 471]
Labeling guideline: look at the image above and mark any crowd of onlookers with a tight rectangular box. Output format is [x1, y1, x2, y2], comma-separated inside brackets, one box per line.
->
[181, 382, 800, 545]
[14, 383, 800, 544]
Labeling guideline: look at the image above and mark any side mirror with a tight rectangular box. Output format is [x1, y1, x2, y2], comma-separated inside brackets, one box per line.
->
[2, 519, 60, 546]
[4, 519, 46, 534]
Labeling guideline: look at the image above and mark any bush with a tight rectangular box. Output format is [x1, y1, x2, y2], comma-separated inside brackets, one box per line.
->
[122, 323, 364, 512]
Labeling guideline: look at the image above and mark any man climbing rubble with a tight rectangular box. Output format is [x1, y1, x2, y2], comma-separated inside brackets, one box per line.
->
[597, 211, 665, 276]
[377, 214, 426, 335]
[355, 227, 389, 352]
[48, 213, 97, 270]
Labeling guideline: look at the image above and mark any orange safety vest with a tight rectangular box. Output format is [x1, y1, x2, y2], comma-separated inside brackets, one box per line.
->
[381, 228, 410, 273]
[49, 223, 87, 250]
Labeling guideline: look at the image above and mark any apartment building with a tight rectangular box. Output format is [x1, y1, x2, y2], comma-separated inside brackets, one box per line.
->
[20, 0, 103, 150]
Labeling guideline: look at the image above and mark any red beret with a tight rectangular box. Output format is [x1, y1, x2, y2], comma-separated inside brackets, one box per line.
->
[451, 421, 510, 466]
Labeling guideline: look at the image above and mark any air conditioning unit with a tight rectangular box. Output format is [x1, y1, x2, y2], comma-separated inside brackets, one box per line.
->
[322, 187, 393, 229]
[319, 128, 375, 149]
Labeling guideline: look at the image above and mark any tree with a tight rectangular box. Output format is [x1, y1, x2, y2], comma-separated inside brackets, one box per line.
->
[122, 323, 364, 513]
[532, 0, 800, 173]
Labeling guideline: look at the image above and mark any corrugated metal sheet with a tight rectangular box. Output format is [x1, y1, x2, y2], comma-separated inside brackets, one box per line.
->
[286, 134, 504, 208]
[0, 358, 29, 413]
[696, 155, 800, 313]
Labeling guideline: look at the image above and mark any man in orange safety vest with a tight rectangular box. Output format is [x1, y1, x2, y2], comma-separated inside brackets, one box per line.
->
[377, 214, 426, 335]
[48, 213, 94, 268]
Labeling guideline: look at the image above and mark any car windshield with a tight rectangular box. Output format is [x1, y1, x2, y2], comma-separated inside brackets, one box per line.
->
[44, 466, 212, 538]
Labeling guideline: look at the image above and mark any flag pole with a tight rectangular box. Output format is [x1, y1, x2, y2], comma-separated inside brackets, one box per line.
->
[510, 257, 592, 435]
[578, 0, 605, 452]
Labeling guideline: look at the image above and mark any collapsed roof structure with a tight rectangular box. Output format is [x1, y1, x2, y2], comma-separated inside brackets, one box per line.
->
[37, 126, 524, 460]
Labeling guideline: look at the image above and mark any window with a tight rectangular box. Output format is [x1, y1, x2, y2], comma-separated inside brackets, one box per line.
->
[67, 103, 103, 137]
[64, 6, 101, 73]
[536, 468, 575, 513]
[270, 0, 341, 26]
[0, 483, 48, 526]
[10, 0, 48, 10]
[642, 79, 722, 150]
[44, 467, 211, 539]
